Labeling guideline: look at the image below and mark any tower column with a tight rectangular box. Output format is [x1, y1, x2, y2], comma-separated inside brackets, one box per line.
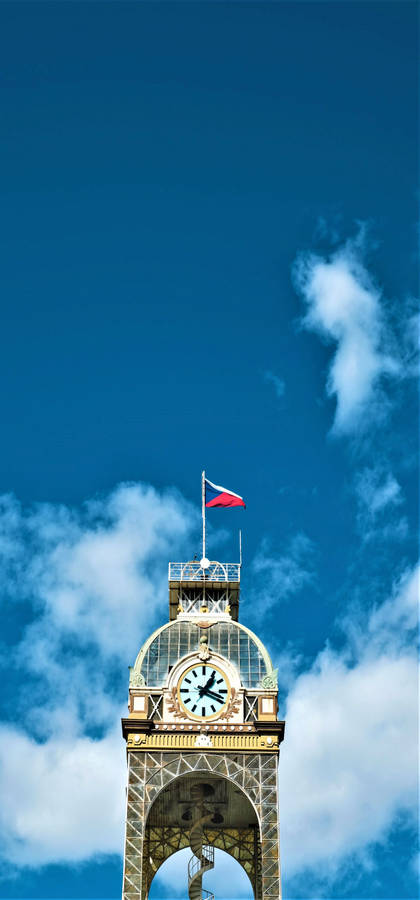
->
[122, 751, 282, 900]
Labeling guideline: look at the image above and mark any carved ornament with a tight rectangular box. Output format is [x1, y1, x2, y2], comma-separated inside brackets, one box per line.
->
[198, 634, 211, 661]
[220, 688, 241, 721]
[261, 668, 278, 690]
[166, 687, 183, 718]
[129, 668, 146, 688]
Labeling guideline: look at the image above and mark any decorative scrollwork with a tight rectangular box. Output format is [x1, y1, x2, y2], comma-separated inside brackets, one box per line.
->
[260, 669, 278, 690]
[129, 668, 146, 688]
[220, 688, 241, 721]
[166, 687, 183, 718]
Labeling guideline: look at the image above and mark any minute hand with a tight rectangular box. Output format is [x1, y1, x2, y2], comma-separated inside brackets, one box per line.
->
[202, 689, 225, 702]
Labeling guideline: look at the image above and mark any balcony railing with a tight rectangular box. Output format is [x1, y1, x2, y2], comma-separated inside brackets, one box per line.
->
[169, 561, 240, 582]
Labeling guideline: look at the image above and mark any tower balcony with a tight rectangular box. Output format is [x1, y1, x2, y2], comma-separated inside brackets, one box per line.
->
[168, 561, 240, 583]
[168, 561, 240, 621]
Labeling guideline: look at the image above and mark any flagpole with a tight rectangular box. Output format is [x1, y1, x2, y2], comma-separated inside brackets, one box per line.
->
[201, 470, 206, 561]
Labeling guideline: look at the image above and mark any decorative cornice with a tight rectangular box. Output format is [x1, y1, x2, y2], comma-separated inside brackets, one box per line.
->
[122, 718, 153, 737]
[255, 720, 285, 739]
[125, 730, 280, 753]
[121, 717, 285, 743]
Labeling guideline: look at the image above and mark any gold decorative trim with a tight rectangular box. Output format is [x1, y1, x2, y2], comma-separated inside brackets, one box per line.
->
[220, 687, 241, 721]
[126, 731, 279, 752]
[167, 687, 183, 718]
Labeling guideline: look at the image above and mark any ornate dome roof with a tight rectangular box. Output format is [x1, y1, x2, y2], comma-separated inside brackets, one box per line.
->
[131, 618, 277, 690]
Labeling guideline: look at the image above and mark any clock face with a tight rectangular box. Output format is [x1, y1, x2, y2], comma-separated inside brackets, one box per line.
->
[178, 663, 230, 720]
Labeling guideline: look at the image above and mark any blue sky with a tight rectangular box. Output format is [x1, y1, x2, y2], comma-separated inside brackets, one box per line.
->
[0, 2, 417, 899]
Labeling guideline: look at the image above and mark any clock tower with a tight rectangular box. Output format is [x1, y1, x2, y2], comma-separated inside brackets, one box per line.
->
[122, 558, 285, 900]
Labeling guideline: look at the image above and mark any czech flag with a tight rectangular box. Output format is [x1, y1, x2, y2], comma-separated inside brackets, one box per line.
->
[205, 478, 246, 509]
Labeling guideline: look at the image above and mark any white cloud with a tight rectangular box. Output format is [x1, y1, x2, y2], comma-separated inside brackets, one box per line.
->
[294, 241, 403, 434]
[280, 565, 419, 882]
[0, 482, 197, 866]
[0, 724, 126, 866]
[0, 484, 197, 737]
[352, 564, 418, 654]
[17, 483, 196, 662]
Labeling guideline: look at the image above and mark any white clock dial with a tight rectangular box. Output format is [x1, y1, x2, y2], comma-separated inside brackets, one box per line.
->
[178, 664, 230, 720]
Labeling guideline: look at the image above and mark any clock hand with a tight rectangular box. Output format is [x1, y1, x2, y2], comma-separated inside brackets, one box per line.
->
[198, 670, 216, 697]
[202, 689, 224, 702]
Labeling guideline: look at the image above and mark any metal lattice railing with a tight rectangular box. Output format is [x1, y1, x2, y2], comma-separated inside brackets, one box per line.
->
[169, 561, 240, 582]
[188, 845, 215, 880]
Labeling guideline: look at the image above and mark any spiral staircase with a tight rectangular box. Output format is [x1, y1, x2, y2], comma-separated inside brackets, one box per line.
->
[187, 785, 215, 900]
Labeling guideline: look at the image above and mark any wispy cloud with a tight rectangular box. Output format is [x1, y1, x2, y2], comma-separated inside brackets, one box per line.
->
[354, 465, 407, 542]
[249, 532, 315, 617]
[293, 236, 412, 435]
[264, 370, 285, 398]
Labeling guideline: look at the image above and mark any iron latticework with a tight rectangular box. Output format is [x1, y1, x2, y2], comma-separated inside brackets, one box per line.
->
[123, 752, 280, 899]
